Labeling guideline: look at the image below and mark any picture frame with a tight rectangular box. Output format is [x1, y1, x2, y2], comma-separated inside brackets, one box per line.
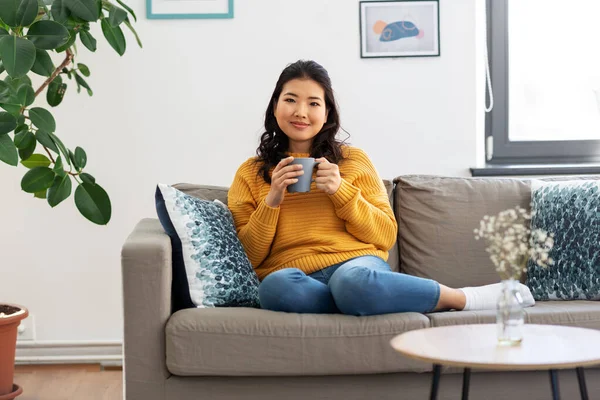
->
[359, 0, 440, 58]
[147, 0, 233, 20]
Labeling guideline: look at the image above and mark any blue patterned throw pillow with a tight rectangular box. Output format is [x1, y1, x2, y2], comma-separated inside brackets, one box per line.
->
[526, 180, 600, 300]
[155, 183, 260, 308]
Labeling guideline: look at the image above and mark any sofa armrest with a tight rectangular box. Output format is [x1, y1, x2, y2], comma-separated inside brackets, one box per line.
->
[121, 218, 172, 399]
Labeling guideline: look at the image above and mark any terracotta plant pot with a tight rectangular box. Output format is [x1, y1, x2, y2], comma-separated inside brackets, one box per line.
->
[0, 304, 28, 399]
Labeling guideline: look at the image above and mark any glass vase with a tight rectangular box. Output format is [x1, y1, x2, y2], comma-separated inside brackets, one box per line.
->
[496, 278, 525, 346]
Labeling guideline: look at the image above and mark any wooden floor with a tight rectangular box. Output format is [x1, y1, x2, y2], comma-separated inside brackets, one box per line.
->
[12, 364, 122, 400]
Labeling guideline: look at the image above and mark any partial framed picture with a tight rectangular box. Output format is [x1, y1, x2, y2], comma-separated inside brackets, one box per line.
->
[359, 0, 440, 58]
[147, 0, 233, 19]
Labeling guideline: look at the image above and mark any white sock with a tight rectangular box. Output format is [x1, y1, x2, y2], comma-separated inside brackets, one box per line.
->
[459, 282, 535, 311]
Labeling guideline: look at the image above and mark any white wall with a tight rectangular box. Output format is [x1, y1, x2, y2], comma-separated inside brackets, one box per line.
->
[1, 0, 484, 345]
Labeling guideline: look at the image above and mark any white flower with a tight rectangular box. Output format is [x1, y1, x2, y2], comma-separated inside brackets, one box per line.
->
[474, 205, 555, 280]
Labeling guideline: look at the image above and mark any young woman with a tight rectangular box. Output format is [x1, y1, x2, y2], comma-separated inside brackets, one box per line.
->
[228, 60, 535, 315]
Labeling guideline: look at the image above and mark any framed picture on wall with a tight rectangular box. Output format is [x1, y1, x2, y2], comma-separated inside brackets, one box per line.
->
[147, 0, 233, 19]
[359, 0, 440, 58]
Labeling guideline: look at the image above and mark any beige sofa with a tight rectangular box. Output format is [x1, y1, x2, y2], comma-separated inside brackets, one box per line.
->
[122, 175, 600, 400]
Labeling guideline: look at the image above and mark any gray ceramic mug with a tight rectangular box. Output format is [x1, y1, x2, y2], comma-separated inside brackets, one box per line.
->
[287, 158, 320, 193]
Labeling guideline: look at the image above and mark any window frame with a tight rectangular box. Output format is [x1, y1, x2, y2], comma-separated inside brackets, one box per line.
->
[486, 0, 600, 165]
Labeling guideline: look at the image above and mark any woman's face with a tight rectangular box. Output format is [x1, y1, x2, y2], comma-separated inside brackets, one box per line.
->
[274, 78, 328, 153]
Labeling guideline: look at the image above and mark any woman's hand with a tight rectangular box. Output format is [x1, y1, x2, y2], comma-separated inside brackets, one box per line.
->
[265, 157, 304, 208]
[315, 158, 342, 195]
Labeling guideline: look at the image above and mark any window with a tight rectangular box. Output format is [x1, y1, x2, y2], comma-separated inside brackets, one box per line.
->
[486, 0, 600, 165]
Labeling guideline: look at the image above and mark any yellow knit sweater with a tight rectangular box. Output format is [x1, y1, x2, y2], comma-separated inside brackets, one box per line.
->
[228, 146, 398, 280]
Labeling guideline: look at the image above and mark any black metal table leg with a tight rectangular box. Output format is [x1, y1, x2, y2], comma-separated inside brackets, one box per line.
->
[549, 369, 560, 400]
[576, 367, 589, 400]
[430, 364, 441, 400]
[461, 368, 471, 400]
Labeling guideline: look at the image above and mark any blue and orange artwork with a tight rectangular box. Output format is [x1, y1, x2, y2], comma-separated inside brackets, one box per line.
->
[373, 20, 424, 42]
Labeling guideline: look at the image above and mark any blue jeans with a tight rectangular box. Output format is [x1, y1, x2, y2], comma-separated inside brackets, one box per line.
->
[258, 256, 441, 315]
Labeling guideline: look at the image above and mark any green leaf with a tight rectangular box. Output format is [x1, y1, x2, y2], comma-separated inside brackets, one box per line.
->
[26, 20, 70, 50]
[47, 80, 66, 106]
[35, 129, 58, 152]
[79, 171, 94, 185]
[0, 100, 21, 115]
[74, 72, 91, 95]
[37, 0, 50, 14]
[20, 152, 50, 168]
[64, 0, 98, 22]
[123, 18, 142, 48]
[116, 0, 135, 22]
[48, 131, 70, 165]
[0, 79, 22, 114]
[53, 154, 66, 175]
[0, 111, 16, 134]
[16, 0, 39, 27]
[21, 166, 54, 192]
[79, 30, 96, 52]
[14, 123, 26, 134]
[0, 35, 36, 78]
[33, 188, 47, 198]
[0, 0, 38, 27]
[0, 81, 23, 115]
[0, 81, 11, 102]
[100, 18, 125, 56]
[54, 29, 75, 52]
[50, 0, 70, 24]
[74, 72, 88, 88]
[29, 107, 55, 132]
[31, 48, 54, 76]
[16, 83, 34, 106]
[67, 15, 87, 25]
[47, 172, 71, 206]
[5, 74, 31, 89]
[108, 5, 126, 27]
[0, 132, 17, 165]
[67, 147, 75, 165]
[0, 28, 8, 36]
[73, 145, 85, 169]
[75, 182, 111, 224]
[17, 132, 35, 159]
[0, 0, 22, 27]
[14, 128, 34, 148]
[51, 72, 62, 86]
[77, 62, 89, 76]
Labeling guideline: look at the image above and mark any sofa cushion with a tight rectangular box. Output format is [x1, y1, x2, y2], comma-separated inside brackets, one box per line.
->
[523, 301, 600, 330]
[174, 181, 400, 273]
[426, 301, 600, 331]
[394, 175, 532, 288]
[166, 307, 431, 376]
[426, 309, 497, 327]
[527, 180, 600, 300]
[394, 175, 600, 288]
[154, 184, 228, 312]
[173, 183, 229, 204]
[383, 179, 400, 272]
[156, 184, 260, 309]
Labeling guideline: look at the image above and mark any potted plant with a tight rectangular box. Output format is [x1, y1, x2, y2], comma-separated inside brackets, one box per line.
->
[0, 305, 28, 400]
[0, 0, 140, 395]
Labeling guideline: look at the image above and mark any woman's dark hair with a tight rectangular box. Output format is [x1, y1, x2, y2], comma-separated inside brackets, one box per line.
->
[255, 60, 346, 183]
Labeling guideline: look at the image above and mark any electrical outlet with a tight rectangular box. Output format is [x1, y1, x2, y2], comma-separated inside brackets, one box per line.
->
[17, 314, 35, 341]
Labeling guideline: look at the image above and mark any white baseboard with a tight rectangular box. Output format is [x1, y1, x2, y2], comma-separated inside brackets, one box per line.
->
[15, 340, 123, 366]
